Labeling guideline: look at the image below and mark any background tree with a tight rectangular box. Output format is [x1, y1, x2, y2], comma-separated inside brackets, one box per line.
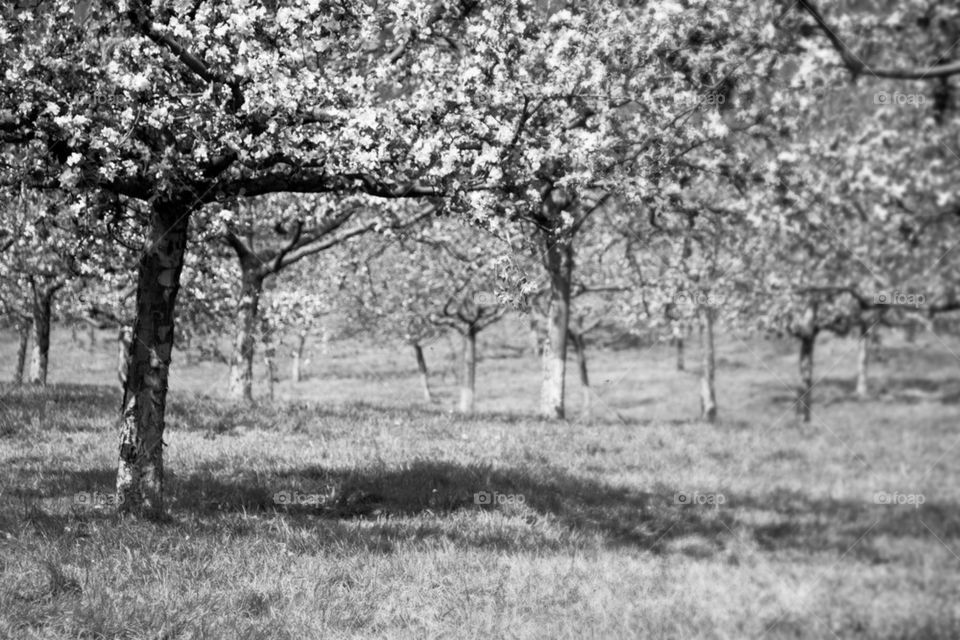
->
[218, 194, 431, 402]
[350, 217, 511, 413]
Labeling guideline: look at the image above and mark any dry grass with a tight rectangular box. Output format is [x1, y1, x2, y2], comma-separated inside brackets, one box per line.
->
[0, 323, 958, 638]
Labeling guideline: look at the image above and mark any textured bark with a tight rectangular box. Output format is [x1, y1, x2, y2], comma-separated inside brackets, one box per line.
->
[856, 322, 870, 398]
[13, 319, 29, 385]
[539, 236, 573, 419]
[458, 328, 477, 413]
[29, 285, 53, 385]
[291, 330, 307, 382]
[698, 306, 717, 423]
[227, 263, 263, 402]
[414, 342, 434, 403]
[116, 199, 190, 517]
[571, 330, 591, 418]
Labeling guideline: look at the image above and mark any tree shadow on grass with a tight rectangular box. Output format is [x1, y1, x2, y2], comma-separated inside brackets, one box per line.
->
[0, 466, 118, 539]
[168, 460, 727, 554]
[6, 460, 959, 561]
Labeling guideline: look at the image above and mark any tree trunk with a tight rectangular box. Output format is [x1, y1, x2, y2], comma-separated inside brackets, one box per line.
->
[571, 330, 591, 418]
[227, 264, 263, 403]
[413, 342, 434, 403]
[856, 322, 870, 399]
[698, 306, 717, 423]
[797, 334, 815, 422]
[458, 328, 477, 413]
[13, 319, 29, 385]
[116, 199, 191, 517]
[262, 318, 276, 402]
[539, 235, 573, 419]
[29, 285, 53, 385]
[87, 323, 96, 351]
[674, 324, 685, 371]
[291, 330, 307, 383]
[795, 302, 818, 423]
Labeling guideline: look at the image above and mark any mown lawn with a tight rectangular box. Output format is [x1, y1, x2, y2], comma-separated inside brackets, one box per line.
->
[0, 326, 958, 639]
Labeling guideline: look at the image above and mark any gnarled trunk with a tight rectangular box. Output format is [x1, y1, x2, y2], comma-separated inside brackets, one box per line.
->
[29, 285, 54, 385]
[698, 306, 717, 423]
[856, 322, 870, 399]
[458, 328, 477, 413]
[116, 199, 191, 517]
[539, 235, 573, 419]
[227, 264, 263, 403]
[414, 342, 434, 403]
[570, 330, 591, 418]
[14, 319, 29, 385]
[291, 330, 307, 383]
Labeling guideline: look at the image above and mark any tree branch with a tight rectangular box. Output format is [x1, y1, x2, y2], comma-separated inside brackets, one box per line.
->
[225, 172, 441, 199]
[796, 0, 960, 79]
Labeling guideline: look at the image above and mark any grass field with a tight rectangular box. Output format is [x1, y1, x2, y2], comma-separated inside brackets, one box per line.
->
[0, 323, 958, 639]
